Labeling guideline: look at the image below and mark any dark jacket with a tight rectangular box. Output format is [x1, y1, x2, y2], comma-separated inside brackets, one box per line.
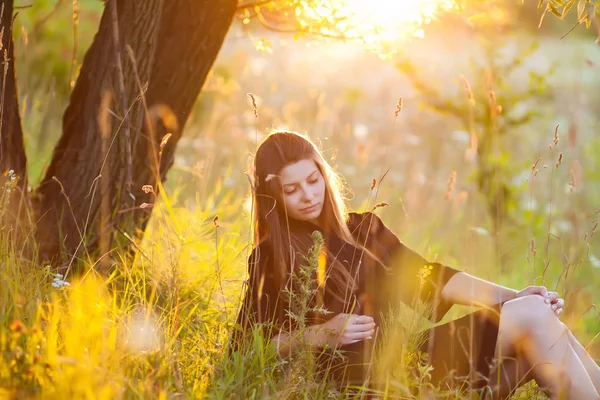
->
[231, 211, 460, 384]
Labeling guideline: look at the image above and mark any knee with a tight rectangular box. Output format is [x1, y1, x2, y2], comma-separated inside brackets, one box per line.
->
[501, 295, 555, 332]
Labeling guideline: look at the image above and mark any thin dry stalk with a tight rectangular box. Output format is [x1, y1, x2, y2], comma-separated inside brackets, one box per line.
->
[69, 0, 79, 92]
[460, 75, 475, 106]
[445, 171, 457, 200]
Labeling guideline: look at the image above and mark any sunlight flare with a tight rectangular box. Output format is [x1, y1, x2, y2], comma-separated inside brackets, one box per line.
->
[298, 0, 456, 56]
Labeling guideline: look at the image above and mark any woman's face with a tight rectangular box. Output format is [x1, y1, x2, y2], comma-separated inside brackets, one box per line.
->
[279, 159, 325, 224]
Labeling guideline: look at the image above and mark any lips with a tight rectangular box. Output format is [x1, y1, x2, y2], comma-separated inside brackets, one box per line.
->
[301, 203, 320, 213]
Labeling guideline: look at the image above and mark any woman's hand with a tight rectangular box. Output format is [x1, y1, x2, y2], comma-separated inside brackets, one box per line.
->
[516, 286, 564, 316]
[306, 313, 375, 348]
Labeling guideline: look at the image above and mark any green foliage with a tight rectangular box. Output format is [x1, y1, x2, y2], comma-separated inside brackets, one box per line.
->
[3, 0, 599, 397]
[542, 0, 600, 30]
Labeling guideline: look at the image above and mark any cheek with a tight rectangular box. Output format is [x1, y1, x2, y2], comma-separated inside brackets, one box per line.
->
[318, 180, 326, 199]
[282, 193, 299, 210]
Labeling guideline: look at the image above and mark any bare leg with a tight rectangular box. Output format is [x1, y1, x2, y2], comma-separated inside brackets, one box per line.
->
[563, 324, 600, 393]
[495, 295, 600, 400]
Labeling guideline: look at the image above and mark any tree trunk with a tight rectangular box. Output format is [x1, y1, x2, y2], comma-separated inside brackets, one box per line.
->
[34, 0, 238, 271]
[0, 0, 29, 241]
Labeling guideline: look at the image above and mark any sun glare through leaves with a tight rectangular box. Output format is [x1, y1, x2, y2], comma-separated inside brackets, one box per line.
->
[297, 0, 457, 57]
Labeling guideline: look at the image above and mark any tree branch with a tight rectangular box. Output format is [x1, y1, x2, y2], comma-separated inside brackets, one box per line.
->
[237, 0, 275, 11]
[253, 6, 350, 41]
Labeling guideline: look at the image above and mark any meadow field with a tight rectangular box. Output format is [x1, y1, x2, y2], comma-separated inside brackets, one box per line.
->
[2, 1, 600, 398]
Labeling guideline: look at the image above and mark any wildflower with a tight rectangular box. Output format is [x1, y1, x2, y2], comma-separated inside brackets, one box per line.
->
[51, 274, 70, 288]
[9, 320, 27, 334]
[417, 264, 434, 284]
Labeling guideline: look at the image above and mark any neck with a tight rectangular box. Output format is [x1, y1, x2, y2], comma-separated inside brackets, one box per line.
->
[308, 216, 321, 228]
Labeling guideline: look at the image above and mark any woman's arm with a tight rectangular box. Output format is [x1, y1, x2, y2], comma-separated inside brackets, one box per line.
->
[270, 313, 375, 357]
[440, 272, 517, 307]
[441, 272, 564, 315]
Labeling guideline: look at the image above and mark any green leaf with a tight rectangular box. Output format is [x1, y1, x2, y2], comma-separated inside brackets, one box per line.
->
[549, 2, 562, 17]
[561, 0, 577, 18]
[577, 0, 586, 18]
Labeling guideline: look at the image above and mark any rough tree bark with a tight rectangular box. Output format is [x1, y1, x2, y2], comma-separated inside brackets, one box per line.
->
[0, 0, 29, 239]
[34, 0, 238, 271]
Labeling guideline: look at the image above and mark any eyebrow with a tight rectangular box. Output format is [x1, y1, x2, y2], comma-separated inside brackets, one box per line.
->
[282, 170, 319, 188]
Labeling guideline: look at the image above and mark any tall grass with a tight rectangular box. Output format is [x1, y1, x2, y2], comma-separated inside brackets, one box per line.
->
[0, 146, 597, 398]
[3, 5, 599, 396]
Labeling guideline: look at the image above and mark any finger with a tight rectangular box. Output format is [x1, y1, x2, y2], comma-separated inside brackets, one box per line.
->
[545, 291, 559, 304]
[345, 329, 375, 341]
[337, 313, 356, 326]
[347, 338, 367, 345]
[353, 315, 374, 325]
[529, 286, 548, 297]
[556, 308, 563, 317]
[345, 322, 376, 333]
[551, 298, 565, 311]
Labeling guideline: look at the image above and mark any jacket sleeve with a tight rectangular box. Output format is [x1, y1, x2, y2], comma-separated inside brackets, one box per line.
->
[348, 212, 461, 322]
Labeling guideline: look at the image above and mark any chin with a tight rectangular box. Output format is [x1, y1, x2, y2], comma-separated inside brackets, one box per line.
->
[306, 207, 323, 221]
[295, 207, 322, 222]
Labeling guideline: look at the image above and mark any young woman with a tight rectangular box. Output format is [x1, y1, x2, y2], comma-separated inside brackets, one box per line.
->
[232, 131, 600, 399]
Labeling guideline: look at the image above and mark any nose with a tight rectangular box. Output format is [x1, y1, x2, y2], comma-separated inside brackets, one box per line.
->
[301, 187, 315, 203]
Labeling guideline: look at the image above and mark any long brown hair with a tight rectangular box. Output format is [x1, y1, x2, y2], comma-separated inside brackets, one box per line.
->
[251, 131, 357, 304]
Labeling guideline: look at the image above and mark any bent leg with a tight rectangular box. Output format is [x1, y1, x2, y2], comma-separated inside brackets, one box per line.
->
[495, 295, 599, 400]
[563, 324, 600, 393]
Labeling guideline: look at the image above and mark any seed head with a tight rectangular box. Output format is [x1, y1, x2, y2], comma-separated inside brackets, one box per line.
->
[160, 133, 172, 151]
[445, 171, 457, 200]
[555, 152, 563, 169]
[460, 75, 475, 106]
[247, 93, 258, 118]
[394, 97, 403, 117]
[532, 157, 542, 176]
[372, 202, 389, 211]
[141, 185, 155, 194]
